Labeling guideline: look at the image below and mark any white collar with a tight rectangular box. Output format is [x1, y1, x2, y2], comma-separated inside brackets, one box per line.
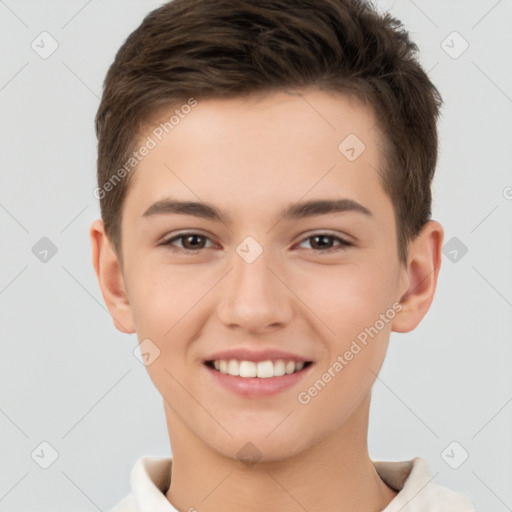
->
[110, 455, 476, 511]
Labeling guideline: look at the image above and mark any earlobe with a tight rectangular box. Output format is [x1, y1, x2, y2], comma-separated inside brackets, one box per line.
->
[89, 219, 136, 334]
[391, 220, 444, 333]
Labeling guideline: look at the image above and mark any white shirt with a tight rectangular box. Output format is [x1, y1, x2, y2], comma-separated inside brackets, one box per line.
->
[109, 456, 478, 511]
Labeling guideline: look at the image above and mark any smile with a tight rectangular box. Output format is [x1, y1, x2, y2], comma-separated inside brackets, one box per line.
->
[206, 359, 313, 378]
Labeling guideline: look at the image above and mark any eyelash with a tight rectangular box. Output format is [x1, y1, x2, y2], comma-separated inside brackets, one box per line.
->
[159, 232, 353, 254]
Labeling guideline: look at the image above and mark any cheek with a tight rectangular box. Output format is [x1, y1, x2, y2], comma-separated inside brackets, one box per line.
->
[294, 260, 395, 400]
[293, 259, 394, 340]
[127, 260, 197, 334]
[127, 264, 218, 383]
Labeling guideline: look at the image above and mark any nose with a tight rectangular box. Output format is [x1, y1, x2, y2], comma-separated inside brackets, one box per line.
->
[216, 247, 294, 334]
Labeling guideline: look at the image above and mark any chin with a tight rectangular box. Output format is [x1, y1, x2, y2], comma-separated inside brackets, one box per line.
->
[205, 428, 314, 465]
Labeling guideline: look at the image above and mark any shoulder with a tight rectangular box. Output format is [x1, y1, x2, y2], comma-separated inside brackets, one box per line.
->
[429, 481, 478, 511]
[374, 456, 477, 511]
[107, 456, 174, 512]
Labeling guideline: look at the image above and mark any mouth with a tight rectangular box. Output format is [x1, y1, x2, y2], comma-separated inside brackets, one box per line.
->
[205, 359, 313, 378]
[203, 358, 314, 397]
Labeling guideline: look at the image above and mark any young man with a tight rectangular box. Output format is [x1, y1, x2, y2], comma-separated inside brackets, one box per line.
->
[90, 0, 477, 510]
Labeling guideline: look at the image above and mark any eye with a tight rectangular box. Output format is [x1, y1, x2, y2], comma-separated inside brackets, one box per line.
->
[159, 231, 353, 254]
[159, 232, 215, 252]
[298, 233, 353, 253]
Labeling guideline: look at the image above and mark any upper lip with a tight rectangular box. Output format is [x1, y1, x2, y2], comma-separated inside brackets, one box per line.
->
[205, 348, 312, 363]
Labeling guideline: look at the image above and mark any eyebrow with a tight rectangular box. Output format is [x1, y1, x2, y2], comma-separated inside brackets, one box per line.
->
[142, 197, 373, 224]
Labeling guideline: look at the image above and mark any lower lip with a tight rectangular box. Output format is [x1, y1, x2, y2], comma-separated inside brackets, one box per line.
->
[205, 364, 312, 398]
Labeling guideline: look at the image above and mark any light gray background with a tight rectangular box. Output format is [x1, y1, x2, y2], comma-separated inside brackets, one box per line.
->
[1, 0, 511, 510]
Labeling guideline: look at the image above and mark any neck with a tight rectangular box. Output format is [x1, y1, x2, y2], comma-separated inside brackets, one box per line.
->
[165, 393, 397, 512]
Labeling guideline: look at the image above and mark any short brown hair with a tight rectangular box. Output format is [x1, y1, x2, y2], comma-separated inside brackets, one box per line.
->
[95, 0, 443, 265]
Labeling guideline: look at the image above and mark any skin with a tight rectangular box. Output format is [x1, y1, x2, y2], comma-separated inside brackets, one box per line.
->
[90, 88, 444, 512]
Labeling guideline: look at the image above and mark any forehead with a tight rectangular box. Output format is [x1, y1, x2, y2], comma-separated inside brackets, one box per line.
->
[122, 88, 391, 225]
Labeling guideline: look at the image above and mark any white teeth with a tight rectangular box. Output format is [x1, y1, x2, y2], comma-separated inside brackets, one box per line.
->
[256, 360, 274, 378]
[210, 359, 308, 378]
[227, 359, 239, 376]
[285, 361, 296, 374]
[273, 360, 286, 376]
[239, 360, 257, 378]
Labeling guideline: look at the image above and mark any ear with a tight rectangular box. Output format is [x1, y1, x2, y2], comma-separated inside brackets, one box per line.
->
[89, 219, 136, 334]
[391, 220, 444, 333]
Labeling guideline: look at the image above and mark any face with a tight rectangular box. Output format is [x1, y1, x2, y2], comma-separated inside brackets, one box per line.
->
[116, 89, 410, 461]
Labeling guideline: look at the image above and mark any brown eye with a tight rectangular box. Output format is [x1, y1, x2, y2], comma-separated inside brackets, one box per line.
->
[161, 233, 213, 251]
[299, 233, 352, 252]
